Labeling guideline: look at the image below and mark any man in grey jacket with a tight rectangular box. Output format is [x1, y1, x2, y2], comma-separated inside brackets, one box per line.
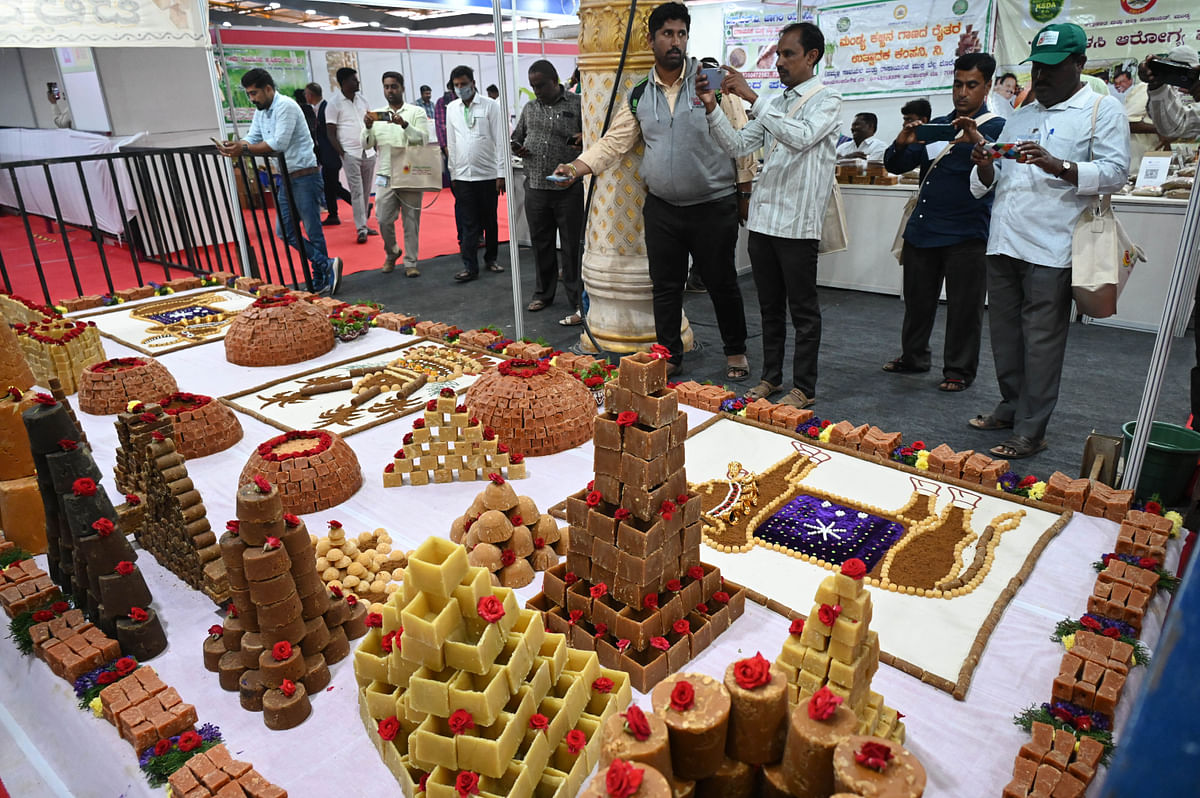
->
[554, 2, 755, 381]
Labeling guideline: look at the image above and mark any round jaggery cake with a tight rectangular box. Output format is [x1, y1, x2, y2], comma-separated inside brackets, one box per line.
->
[240, 429, 362, 514]
[77, 356, 179, 415]
[224, 295, 334, 367]
[463, 358, 594, 456]
[157, 390, 243, 458]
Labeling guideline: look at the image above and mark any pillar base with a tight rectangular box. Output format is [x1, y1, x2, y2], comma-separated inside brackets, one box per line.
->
[578, 250, 693, 355]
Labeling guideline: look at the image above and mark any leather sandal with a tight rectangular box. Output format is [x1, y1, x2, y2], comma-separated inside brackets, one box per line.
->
[990, 436, 1048, 460]
[746, 381, 781, 401]
[968, 414, 1013, 431]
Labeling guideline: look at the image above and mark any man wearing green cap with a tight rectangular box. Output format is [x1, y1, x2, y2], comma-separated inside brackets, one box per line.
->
[966, 22, 1129, 460]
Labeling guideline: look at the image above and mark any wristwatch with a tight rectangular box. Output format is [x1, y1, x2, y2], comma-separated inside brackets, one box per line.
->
[1058, 160, 1073, 177]
[738, 191, 752, 199]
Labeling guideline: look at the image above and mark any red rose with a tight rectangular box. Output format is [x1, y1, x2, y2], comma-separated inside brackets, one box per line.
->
[115, 561, 135, 576]
[669, 680, 695, 711]
[426, 399, 438, 411]
[346, 594, 358, 606]
[733, 652, 772, 690]
[58, 438, 77, 451]
[177, 731, 203, 753]
[912, 441, 925, 450]
[666, 579, 682, 592]
[616, 411, 638, 427]
[643, 594, 659, 610]
[280, 678, 297, 698]
[419, 773, 429, 792]
[501, 549, 517, 567]
[1145, 500, 1163, 515]
[672, 619, 690, 635]
[1079, 615, 1102, 631]
[1051, 705, 1074, 724]
[97, 671, 118, 685]
[51, 601, 69, 615]
[381, 631, 397, 653]
[808, 686, 844, 721]
[534, 537, 546, 549]
[448, 709, 475, 735]
[1018, 474, 1038, 488]
[413, 417, 426, 429]
[272, 641, 293, 661]
[264, 536, 281, 550]
[440, 387, 456, 397]
[569, 609, 584, 626]
[328, 585, 343, 599]
[153, 739, 171, 757]
[713, 591, 730, 604]
[648, 343, 671, 359]
[128, 607, 149, 622]
[511, 453, 525, 464]
[509, 514, 523, 527]
[841, 558, 867, 580]
[529, 713, 549, 731]
[403, 432, 414, 445]
[227, 604, 239, 618]
[366, 612, 383, 628]
[477, 595, 506, 623]
[587, 480, 595, 491]
[586, 491, 602, 507]
[483, 427, 496, 441]
[139, 412, 157, 423]
[605, 759, 645, 798]
[614, 508, 631, 521]
[151, 431, 165, 442]
[564, 572, 578, 585]
[32, 393, 56, 406]
[854, 741, 893, 772]
[696, 603, 709, 614]
[650, 636, 669, 651]
[455, 771, 480, 797]
[593, 677, 614, 694]
[488, 472, 505, 485]
[208, 624, 224, 638]
[566, 729, 587, 754]
[817, 603, 841, 627]
[686, 566, 704, 581]
[677, 493, 689, 505]
[1075, 714, 1093, 731]
[1138, 557, 1158, 570]
[32, 609, 54, 623]
[594, 623, 609, 637]
[456, 404, 467, 413]
[72, 478, 97, 497]
[617, 638, 631, 651]
[226, 520, 240, 534]
[1102, 627, 1121, 638]
[253, 475, 271, 493]
[92, 517, 115, 536]
[115, 656, 137, 676]
[378, 715, 401, 741]
[622, 705, 652, 741]
[284, 514, 300, 527]
[590, 583, 608, 599]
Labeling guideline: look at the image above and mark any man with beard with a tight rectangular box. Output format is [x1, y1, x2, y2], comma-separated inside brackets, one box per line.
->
[968, 23, 1128, 459]
[553, 2, 755, 381]
[364, 71, 428, 278]
[216, 68, 341, 294]
[881, 52, 1005, 394]
[327, 67, 377, 243]
[698, 22, 841, 408]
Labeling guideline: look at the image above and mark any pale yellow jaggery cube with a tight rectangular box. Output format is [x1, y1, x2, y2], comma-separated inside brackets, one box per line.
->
[448, 668, 512, 728]
[402, 591, 466, 652]
[548, 673, 588, 722]
[355, 633, 390, 684]
[559, 648, 600, 689]
[828, 655, 869, 690]
[482, 759, 541, 798]
[802, 646, 832, 677]
[797, 667, 825, 695]
[412, 713, 467, 771]
[535, 633, 568, 682]
[524, 659, 553, 707]
[814, 578, 839, 607]
[409, 664, 460, 716]
[575, 711, 605, 770]
[452, 566, 494, 621]
[455, 709, 518, 778]
[510, 609, 546, 659]
[408, 537, 470, 597]
[468, 587, 520, 638]
[595, 668, 632, 719]
[830, 615, 868, 650]
[833, 572, 864, 600]
[799, 619, 830, 650]
[388, 650, 421, 689]
[445, 619, 506, 676]
[512, 731, 552, 791]
[838, 591, 872, 623]
[827, 636, 860, 665]
[535, 770, 569, 798]
[411, 470, 431, 486]
[495, 633, 534, 693]
[531, 695, 570, 748]
[403, 629, 453, 671]
[399, 691, 428, 727]
[776, 658, 799, 684]
[364, 679, 402, 719]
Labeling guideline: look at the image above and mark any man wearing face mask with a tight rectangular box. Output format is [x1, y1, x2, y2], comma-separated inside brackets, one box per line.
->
[968, 23, 1129, 460]
[446, 65, 507, 283]
[553, 2, 756, 382]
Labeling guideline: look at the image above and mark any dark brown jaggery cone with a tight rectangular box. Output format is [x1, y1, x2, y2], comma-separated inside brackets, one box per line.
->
[116, 607, 167, 661]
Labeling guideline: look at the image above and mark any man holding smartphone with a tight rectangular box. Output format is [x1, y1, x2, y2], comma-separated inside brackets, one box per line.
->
[364, 71, 428, 278]
[511, 60, 585, 325]
[1141, 46, 1200, 137]
[881, 52, 1005, 394]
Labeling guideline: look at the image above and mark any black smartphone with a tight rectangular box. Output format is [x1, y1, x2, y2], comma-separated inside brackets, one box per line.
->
[1148, 57, 1198, 88]
[372, 111, 393, 122]
[914, 123, 957, 142]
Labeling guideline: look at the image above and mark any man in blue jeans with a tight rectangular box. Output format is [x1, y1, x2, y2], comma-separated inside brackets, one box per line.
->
[216, 68, 342, 294]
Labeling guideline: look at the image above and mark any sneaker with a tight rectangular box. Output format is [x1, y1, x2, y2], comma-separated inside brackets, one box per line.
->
[381, 261, 396, 274]
[366, 228, 380, 236]
[329, 257, 343, 295]
[322, 216, 341, 226]
[405, 267, 420, 278]
[356, 231, 368, 244]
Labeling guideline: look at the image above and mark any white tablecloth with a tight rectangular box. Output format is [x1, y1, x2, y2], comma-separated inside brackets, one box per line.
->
[0, 297, 1180, 796]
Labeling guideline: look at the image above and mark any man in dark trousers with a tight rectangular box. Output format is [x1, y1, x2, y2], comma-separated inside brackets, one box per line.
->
[304, 82, 350, 225]
[881, 52, 1006, 393]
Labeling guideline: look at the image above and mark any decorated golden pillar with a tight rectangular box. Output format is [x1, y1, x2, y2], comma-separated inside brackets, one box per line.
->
[576, 0, 693, 354]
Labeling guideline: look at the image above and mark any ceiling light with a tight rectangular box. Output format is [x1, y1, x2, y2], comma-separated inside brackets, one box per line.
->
[338, 14, 349, 22]
[222, 20, 232, 26]
[304, 8, 316, 13]
[368, 20, 380, 27]
[267, 2, 280, 8]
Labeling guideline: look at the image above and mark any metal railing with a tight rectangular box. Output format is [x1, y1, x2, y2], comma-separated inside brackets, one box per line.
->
[0, 144, 315, 305]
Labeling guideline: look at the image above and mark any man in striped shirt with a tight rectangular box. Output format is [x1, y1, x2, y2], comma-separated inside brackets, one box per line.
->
[701, 22, 842, 409]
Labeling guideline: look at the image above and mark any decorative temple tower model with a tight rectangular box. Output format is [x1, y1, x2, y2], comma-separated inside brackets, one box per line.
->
[775, 560, 905, 743]
[353, 535, 632, 798]
[530, 353, 746, 692]
[114, 403, 175, 496]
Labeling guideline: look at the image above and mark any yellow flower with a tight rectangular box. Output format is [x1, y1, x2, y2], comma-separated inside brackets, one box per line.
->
[116, 297, 125, 304]
[126, 400, 141, 412]
[54, 305, 68, 314]
[1165, 510, 1183, 538]
[818, 426, 833, 443]
[1029, 481, 1047, 500]
[163, 287, 175, 294]
[1062, 633, 1075, 651]
[1131, 653, 1137, 666]
[89, 696, 103, 717]
[915, 457, 929, 470]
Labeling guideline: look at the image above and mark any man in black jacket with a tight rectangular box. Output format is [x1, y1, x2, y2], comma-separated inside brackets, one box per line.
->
[304, 82, 351, 226]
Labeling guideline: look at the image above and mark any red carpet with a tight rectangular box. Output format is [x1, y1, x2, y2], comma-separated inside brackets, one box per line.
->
[0, 188, 509, 304]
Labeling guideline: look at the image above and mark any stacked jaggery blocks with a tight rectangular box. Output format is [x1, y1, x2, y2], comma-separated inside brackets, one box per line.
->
[13, 317, 106, 394]
[0, 558, 60, 618]
[383, 389, 527, 487]
[0, 314, 37, 390]
[156, 391, 243, 459]
[775, 560, 904, 743]
[529, 353, 746, 693]
[451, 479, 565, 589]
[352, 536, 632, 798]
[114, 402, 176, 496]
[239, 429, 363, 515]
[29, 607, 121, 681]
[76, 356, 178, 415]
[462, 358, 595, 456]
[0, 388, 46, 554]
[224, 295, 334, 367]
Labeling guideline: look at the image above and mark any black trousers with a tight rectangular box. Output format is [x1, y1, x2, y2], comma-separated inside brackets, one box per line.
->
[526, 182, 584, 310]
[643, 193, 746, 365]
[899, 239, 988, 384]
[1192, 277, 1200, 424]
[320, 157, 350, 217]
[452, 179, 499, 275]
[748, 232, 821, 396]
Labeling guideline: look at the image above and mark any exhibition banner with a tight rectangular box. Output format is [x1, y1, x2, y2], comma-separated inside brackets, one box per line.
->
[996, 0, 1198, 72]
[723, 4, 803, 99]
[0, 0, 207, 47]
[219, 48, 311, 125]
[816, 0, 994, 97]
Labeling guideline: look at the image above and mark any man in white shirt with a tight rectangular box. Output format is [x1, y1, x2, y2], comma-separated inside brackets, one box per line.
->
[700, 22, 841, 408]
[327, 67, 377, 243]
[835, 113, 887, 160]
[967, 23, 1129, 460]
[364, 71, 429, 278]
[445, 64, 507, 283]
[46, 89, 72, 129]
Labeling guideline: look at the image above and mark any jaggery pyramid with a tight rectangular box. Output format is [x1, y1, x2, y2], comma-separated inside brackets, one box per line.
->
[138, 422, 228, 603]
[775, 559, 905, 743]
[353, 535, 632, 798]
[451, 477, 565, 588]
[113, 402, 175, 496]
[382, 388, 527, 487]
[528, 353, 746, 693]
[202, 476, 366, 729]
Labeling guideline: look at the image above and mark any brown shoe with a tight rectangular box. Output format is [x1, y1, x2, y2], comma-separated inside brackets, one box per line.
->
[778, 388, 815, 409]
[405, 267, 420, 278]
[746, 380, 781, 401]
[381, 260, 395, 273]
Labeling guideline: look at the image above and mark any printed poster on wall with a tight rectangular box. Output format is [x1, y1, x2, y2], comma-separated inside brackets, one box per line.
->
[724, 4, 802, 100]
[995, 0, 1198, 83]
[218, 48, 311, 126]
[0, 0, 207, 47]
[816, 0, 994, 97]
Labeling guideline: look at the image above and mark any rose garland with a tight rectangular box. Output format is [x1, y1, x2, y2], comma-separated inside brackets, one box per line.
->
[250, 294, 298, 309]
[496, 358, 551, 379]
[255, 429, 333, 461]
[8, 597, 74, 655]
[1092, 553, 1178, 594]
[1013, 704, 1114, 762]
[74, 655, 138, 709]
[13, 318, 96, 345]
[158, 392, 214, 415]
[0, 545, 32, 570]
[88, 357, 145, 373]
[1051, 615, 1151, 667]
[138, 723, 225, 787]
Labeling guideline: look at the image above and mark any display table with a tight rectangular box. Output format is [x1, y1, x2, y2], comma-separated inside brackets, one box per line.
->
[0, 293, 1181, 796]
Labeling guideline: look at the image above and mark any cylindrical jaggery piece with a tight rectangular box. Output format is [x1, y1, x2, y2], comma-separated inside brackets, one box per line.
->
[262, 683, 312, 730]
[832, 736, 926, 798]
[322, 625, 350, 663]
[218, 651, 246, 691]
[581, 762, 672, 798]
[239, 669, 266, 712]
[760, 765, 792, 798]
[783, 698, 859, 798]
[600, 709, 674, 782]
[203, 636, 226, 672]
[723, 660, 788, 764]
[303, 652, 331, 693]
[650, 673, 731, 781]
[694, 757, 755, 798]
[259, 647, 306, 687]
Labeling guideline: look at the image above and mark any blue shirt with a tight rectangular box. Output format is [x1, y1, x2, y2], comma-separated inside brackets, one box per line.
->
[245, 93, 318, 172]
[883, 108, 1005, 248]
